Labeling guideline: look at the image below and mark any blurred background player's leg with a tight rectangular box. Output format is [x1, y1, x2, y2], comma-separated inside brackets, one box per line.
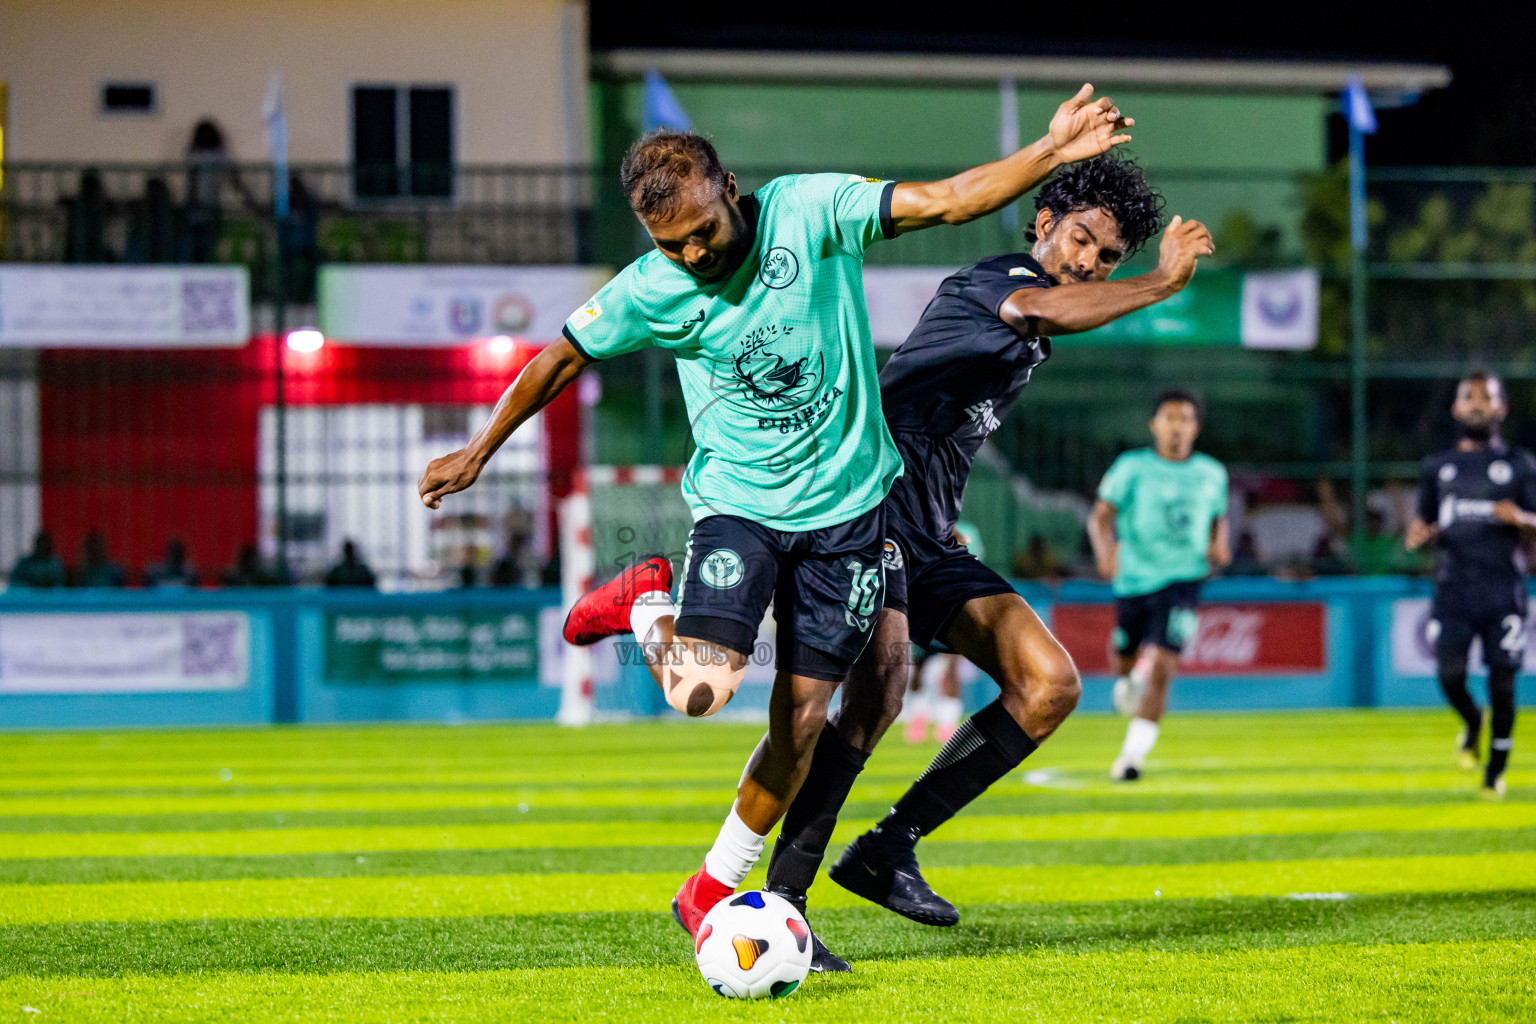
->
[1431, 614, 1482, 773]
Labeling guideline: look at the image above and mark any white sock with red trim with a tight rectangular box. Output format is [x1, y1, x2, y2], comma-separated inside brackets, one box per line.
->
[628, 590, 674, 643]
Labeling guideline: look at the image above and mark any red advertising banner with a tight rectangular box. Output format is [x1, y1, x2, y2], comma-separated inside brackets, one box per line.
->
[1052, 602, 1328, 676]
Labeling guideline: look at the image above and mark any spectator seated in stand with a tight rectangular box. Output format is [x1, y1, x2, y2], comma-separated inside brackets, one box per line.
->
[74, 530, 126, 588]
[1225, 530, 1267, 577]
[9, 531, 67, 588]
[220, 543, 286, 587]
[144, 538, 198, 588]
[324, 540, 377, 589]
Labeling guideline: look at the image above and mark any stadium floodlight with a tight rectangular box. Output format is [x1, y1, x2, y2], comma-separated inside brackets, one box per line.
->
[486, 335, 516, 355]
[286, 328, 324, 353]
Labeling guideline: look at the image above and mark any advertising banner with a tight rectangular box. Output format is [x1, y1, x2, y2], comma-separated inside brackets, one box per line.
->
[1389, 597, 1536, 675]
[318, 265, 613, 344]
[325, 609, 540, 682]
[0, 266, 249, 347]
[1052, 601, 1328, 676]
[859, 267, 1317, 350]
[0, 612, 250, 693]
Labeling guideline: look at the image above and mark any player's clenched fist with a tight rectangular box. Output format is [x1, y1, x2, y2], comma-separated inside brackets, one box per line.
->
[417, 449, 483, 510]
[1155, 216, 1215, 292]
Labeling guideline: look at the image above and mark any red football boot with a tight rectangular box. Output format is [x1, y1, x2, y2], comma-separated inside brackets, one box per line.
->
[670, 861, 736, 939]
[562, 555, 673, 646]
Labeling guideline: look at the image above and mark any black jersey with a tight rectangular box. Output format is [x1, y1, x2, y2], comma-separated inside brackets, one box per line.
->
[1417, 442, 1536, 598]
[878, 252, 1053, 528]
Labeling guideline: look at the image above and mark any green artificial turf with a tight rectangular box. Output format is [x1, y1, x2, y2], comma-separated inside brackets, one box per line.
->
[1, 709, 1532, 1022]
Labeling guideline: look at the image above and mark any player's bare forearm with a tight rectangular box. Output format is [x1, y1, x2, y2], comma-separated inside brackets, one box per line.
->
[417, 339, 589, 508]
[1493, 500, 1536, 533]
[1208, 516, 1232, 571]
[888, 85, 1132, 233]
[888, 138, 1059, 232]
[1088, 500, 1119, 579]
[1002, 270, 1177, 336]
[1405, 518, 1438, 551]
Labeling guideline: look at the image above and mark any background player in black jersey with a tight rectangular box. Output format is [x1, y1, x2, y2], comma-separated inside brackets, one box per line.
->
[1406, 371, 1536, 800]
[755, 154, 1215, 970]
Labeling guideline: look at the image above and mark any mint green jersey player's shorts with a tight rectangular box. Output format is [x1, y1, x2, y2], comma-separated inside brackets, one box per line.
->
[1097, 447, 1229, 598]
[563, 174, 905, 675]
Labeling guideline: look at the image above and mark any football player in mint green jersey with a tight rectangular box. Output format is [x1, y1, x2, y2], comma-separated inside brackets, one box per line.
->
[418, 84, 1135, 946]
[1088, 389, 1232, 780]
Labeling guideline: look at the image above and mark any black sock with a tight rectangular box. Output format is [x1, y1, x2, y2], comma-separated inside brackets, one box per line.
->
[1439, 667, 1482, 749]
[875, 699, 1038, 846]
[764, 722, 869, 905]
[1486, 664, 1517, 786]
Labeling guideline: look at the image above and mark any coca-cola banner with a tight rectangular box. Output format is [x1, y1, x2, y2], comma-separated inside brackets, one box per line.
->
[1052, 602, 1328, 676]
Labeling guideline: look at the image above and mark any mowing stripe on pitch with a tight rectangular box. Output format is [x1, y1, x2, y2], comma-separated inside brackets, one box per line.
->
[4, 853, 1532, 924]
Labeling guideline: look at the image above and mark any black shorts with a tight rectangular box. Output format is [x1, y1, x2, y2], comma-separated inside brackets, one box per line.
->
[1114, 580, 1203, 657]
[673, 504, 886, 682]
[1431, 585, 1528, 671]
[882, 471, 1015, 651]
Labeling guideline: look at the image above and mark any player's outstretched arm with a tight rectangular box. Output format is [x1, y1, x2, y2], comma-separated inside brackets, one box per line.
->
[887, 84, 1132, 233]
[1088, 500, 1120, 580]
[417, 339, 590, 509]
[1002, 217, 1214, 337]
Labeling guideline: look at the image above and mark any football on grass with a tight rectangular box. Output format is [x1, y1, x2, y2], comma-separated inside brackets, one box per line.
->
[694, 890, 813, 999]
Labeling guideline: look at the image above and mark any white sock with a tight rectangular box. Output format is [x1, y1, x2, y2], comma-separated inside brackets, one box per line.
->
[1124, 718, 1155, 764]
[628, 590, 674, 644]
[936, 696, 963, 728]
[703, 808, 767, 887]
[1119, 717, 1160, 767]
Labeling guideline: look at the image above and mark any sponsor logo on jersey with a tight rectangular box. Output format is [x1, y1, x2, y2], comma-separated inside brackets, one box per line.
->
[569, 298, 603, 331]
[1008, 266, 1038, 277]
[700, 548, 745, 589]
[1440, 495, 1497, 529]
[882, 539, 904, 571]
[759, 247, 800, 289]
[846, 175, 882, 183]
[1439, 463, 1457, 482]
[965, 399, 1001, 435]
[1490, 460, 1513, 484]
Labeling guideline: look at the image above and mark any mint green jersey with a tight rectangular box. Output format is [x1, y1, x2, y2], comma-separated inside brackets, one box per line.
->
[1097, 448, 1229, 597]
[563, 173, 902, 531]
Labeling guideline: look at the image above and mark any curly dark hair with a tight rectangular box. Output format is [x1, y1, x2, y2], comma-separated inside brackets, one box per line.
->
[1028, 153, 1164, 258]
[620, 130, 728, 220]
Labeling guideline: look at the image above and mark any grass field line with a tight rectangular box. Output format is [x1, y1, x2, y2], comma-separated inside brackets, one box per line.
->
[3, 765, 1526, 803]
[6, 775, 1533, 819]
[3, 802, 1532, 860]
[3, 852, 1532, 925]
[0, 940, 1531, 1023]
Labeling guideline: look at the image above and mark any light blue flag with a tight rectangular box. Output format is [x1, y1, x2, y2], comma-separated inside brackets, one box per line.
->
[263, 68, 290, 219]
[1345, 76, 1377, 135]
[643, 69, 691, 133]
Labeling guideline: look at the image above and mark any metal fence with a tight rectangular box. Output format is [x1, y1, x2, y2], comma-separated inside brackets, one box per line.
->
[6, 161, 1536, 582]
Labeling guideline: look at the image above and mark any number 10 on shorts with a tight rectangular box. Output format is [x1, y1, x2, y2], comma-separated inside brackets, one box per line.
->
[845, 560, 881, 631]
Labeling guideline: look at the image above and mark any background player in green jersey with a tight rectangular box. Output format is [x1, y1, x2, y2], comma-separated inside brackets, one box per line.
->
[417, 85, 1136, 940]
[1089, 390, 1231, 781]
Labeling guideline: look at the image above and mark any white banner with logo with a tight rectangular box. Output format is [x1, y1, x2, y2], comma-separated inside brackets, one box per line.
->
[0, 266, 250, 347]
[319, 265, 613, 344]
[0, 612, 250, 693]
[861, 267, 953, 348]
[1240, 268, 1319, 350]
[1389, 597, 1536, 675]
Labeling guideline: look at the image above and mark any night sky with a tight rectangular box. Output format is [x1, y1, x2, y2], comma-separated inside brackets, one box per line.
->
[588, 6, 1530, 167]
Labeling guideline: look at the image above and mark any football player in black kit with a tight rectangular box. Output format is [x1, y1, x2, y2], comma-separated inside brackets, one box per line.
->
[1406, 372, 1536, 801]
[753, 153, 1215, 970]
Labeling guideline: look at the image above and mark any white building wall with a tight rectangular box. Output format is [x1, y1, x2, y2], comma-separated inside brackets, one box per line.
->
[0, 0, 587, 165]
